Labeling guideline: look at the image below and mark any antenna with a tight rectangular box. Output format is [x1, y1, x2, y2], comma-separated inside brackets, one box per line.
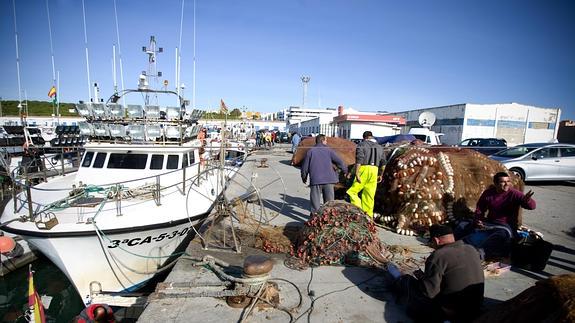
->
[113, 0, 126, 107]
[12, 0, 23, 119]
[418, 111, 436, 128]
[81, 0, 92, 101]
[141, 36, 163, 105]
[192, 0, 196, 110]
[301, 76, 310, 108]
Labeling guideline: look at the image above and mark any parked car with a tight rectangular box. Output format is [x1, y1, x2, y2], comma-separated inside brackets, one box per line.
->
[278, 132, 290, 143]
[457, 138, 507, 155]
[489, 143, 575, 181]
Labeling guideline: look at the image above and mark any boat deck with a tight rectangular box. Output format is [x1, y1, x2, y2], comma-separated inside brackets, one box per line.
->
[126, 144, 575, 322]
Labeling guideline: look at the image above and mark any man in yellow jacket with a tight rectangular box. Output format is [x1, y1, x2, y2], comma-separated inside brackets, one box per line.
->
[347, 131, 386, 218]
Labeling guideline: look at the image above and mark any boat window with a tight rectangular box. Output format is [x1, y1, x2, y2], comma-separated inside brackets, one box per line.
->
[183, 153, 189, 168]
[150, 155, 164, 170]
[167, 155, 179, 169]
[107, 153, 148, 169]
[81, 152, 94, 167]
[189, 152, 195, 164]
[93, 152, 107, 168]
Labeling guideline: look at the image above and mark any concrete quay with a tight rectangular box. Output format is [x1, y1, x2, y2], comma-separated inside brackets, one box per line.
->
[137, 144, 575, 322]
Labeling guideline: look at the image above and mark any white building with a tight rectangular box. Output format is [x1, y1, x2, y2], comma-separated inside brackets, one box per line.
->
[285, 106, 339, 134]
[333, 110, 405, 139]
[393, 103, 561, 146]
[299, 113, 339, 136]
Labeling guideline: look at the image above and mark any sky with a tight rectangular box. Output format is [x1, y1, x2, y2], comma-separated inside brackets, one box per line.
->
[0, 0, 574, 120]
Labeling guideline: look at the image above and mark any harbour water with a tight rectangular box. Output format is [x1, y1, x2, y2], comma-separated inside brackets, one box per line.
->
[0, 254, 85, 322]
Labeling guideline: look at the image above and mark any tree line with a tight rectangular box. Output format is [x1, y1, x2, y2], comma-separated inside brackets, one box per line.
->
[0, 100, 257, 120]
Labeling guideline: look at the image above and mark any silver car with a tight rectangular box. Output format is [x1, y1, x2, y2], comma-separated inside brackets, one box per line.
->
[489, 143, 575, 181]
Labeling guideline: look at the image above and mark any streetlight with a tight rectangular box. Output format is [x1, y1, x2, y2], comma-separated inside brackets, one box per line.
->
[301, 76, 310, 108]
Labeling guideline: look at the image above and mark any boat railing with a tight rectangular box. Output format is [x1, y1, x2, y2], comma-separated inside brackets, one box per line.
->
[10, 146, 83, 184]
[10, 159, 237, 226]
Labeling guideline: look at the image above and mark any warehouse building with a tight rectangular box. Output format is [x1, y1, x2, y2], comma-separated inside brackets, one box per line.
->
[393, 103, 561, 146]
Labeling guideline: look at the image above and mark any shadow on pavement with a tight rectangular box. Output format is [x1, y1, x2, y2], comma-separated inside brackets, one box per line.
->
[546, 260, 575, 273]
[278, 159, 293, 166]
[340, 266, 410, 322]
[262, 194, 309, 222]
[553, 243, 575, 255]
[510, 266, 552, 280]
[549, 255, 575, 266]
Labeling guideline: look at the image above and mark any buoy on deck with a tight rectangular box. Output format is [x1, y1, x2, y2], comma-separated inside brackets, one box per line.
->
[0, 235, 16, 254]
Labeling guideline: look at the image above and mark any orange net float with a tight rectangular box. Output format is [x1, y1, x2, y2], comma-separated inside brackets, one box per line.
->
[0, 235, 16, 254]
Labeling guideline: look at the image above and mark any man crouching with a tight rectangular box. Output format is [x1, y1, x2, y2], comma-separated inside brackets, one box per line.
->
[392, 225, 484, 322]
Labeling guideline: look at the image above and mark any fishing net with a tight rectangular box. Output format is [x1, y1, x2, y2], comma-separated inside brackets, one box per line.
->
[284, 200, 391, 268]
[291, 137, 356, 166]
[227, 197, 425, 272]
[474, 274, 575, 323]
[375, 146, 523, 235]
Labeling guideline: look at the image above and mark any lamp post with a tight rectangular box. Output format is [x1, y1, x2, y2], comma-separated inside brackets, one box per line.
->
[301, 76, 310, 108]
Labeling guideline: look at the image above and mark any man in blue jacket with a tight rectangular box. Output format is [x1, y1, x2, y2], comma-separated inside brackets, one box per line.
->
[301, 134, 348, 213]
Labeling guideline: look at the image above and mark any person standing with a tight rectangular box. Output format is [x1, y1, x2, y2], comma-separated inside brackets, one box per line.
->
[301, 134, 348, 213]
[291, 132, 301, 153]
[346, 131, 386, 218]
[393, 225, 484, 322]
[265, 131, 272, 149]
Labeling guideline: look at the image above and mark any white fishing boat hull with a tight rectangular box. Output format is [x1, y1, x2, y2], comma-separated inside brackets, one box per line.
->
[1, 157, 238, 304]
[20, 219, 200, 303]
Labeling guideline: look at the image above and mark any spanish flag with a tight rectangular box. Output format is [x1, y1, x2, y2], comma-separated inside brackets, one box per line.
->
[28, 266, 46, 323]
[220, 99, 228, 114]
[48, 86, 57, 98]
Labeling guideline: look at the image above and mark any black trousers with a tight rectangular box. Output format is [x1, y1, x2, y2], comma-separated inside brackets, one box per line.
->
[394, 275, 484, 323]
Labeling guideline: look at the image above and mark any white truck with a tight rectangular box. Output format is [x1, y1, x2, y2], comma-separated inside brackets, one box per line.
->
[408, 127, 443, 145]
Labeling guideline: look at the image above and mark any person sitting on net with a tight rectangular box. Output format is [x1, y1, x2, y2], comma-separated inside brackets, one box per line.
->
[456, 171, 536, 259]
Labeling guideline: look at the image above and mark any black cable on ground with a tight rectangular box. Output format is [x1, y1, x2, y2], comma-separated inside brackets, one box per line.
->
[293, 266, 381, 323]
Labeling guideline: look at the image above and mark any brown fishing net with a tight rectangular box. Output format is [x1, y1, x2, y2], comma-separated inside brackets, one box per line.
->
[228, 200, 427, 271]
[474, 274, 575, 323]
[291, 137, 356, 166]
[375, 146, 523, 234]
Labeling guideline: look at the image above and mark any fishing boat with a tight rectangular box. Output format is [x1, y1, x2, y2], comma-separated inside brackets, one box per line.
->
[0, 42, 244, 306]
[0, 98, 241, 305]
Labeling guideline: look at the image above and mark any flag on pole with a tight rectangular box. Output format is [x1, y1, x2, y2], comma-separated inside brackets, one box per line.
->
[48, 86, 57, 104]
[220, 99, 228, 114]
[28, 266, 46, 323]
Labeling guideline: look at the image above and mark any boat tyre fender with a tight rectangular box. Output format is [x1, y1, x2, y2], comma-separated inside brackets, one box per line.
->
[76, 303, 116, 323]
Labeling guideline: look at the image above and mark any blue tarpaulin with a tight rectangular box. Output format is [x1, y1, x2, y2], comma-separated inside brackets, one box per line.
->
[375, 134, 416, 145]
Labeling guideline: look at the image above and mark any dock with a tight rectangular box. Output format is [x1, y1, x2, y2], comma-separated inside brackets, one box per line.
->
[77, 145, 575, 321]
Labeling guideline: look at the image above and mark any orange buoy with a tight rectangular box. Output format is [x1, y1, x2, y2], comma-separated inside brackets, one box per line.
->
[0, 235, 16, 254]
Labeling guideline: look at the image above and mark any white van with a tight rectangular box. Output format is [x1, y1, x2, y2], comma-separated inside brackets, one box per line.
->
[408, 128, 443, 145]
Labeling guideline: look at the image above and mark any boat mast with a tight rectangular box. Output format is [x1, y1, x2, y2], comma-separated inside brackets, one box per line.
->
[142, 36, 163, 106]
[113, 0, 126, 107]
[177, 0, 185, 106]
[113, 45, 118, 94]
[192, 0, 196, 110]
[46, 0, 59, 125]
[12, 0, 24, 125]
[81, 0, 93, 102]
